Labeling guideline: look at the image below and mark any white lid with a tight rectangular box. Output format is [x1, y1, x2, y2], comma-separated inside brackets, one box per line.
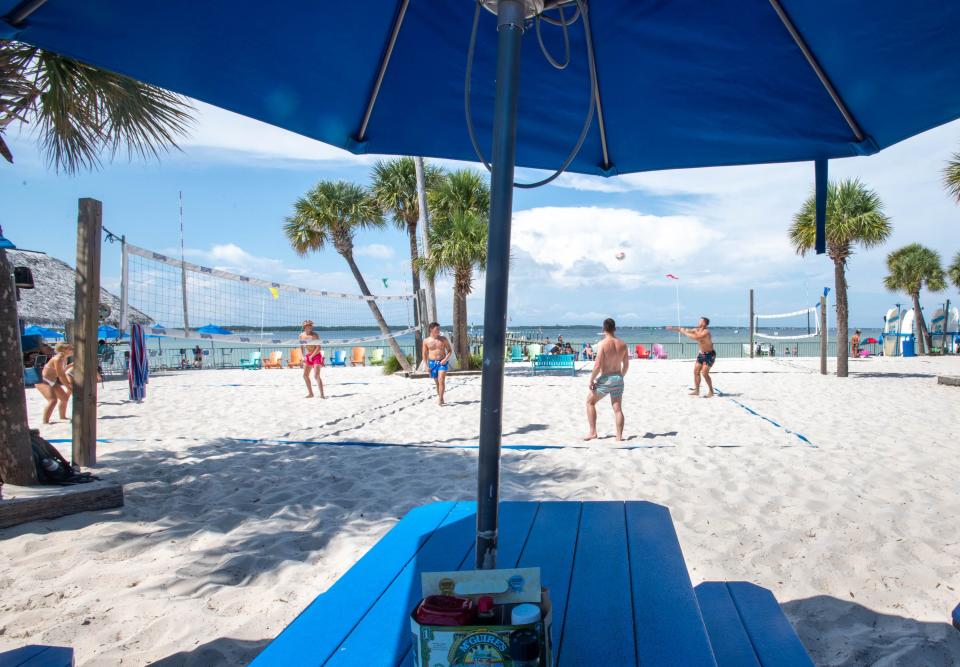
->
[511, 603, 541, 625]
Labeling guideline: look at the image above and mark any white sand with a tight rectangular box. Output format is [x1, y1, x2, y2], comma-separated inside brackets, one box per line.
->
[3, 356, 960, 665]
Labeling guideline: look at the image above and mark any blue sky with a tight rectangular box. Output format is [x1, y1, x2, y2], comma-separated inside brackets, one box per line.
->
[4, 100, 960, 328]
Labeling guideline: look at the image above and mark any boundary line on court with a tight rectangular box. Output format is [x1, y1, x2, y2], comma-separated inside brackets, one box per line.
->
[715, 388, 817, 448]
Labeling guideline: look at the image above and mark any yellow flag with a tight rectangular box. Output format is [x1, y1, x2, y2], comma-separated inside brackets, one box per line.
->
[269, 287, 279, 300]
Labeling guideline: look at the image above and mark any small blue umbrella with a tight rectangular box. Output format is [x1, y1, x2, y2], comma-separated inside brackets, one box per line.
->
[24, 325, 64, 340]
[196, 324, 232, 335]
[97, 324, 121, 339]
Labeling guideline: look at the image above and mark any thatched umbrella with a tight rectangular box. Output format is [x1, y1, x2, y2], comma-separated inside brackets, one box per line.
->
[8, 248, 150, 328]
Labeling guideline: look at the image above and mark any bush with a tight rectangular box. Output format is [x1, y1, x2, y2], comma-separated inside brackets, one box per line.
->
[383, 353, 414, 375]
[466, 353, 483, 370]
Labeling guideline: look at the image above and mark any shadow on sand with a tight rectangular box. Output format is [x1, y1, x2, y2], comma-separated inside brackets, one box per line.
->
[784, 595, 960, 666]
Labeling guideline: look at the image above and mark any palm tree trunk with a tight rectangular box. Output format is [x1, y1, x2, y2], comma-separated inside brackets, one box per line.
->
[912, 292, 929, 355]
[834, 259, 849, 377]
[452, 290, 462, 365]
[0, 249, 38, 484]
[406, 221, 423, 365]
[341, 250, 412, 373]
[456, 291, 469, 366]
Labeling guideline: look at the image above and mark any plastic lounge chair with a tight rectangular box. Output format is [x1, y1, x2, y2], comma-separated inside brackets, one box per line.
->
[527, 343, 541, 359]
[263, 351, 283, 368]
[329, 350, 347, 366]
[287, 347, 304, 368]
[510, 345, 523, 362]
[350, 347, 366, 366]
[635, 344, 651, 359]
[369, 348, 385, 365]
[652, 344, 668, 360]
[240, 351, 262, 369]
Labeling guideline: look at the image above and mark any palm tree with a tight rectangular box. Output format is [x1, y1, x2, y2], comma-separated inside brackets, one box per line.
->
[369, 157, 443, 362]
[421, 170, 490, 365]
[418, 210, 489, 367]
[284, 181, 412, 372]
[789, 179, 892, 377]
[944, 151, 960, 204]
[1, 41, 193, 171]
[949, 251, 960, 292]
[883, 244, 946, 355]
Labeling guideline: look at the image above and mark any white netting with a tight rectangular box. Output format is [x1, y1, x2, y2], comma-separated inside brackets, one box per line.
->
[754, 306, 821, 340]
[124, 243, 414, 346]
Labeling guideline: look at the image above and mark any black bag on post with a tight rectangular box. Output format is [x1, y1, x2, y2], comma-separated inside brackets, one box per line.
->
[29, 430, 98, 485]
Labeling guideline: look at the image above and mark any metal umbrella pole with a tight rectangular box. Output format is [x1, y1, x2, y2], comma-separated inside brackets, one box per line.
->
[476, 0, 524, 570]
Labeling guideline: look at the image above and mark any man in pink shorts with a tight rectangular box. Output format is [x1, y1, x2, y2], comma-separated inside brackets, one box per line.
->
[299, 320, 325, 398]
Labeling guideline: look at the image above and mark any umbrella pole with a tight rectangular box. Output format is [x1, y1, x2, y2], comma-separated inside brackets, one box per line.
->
[476, 0, 524, 570]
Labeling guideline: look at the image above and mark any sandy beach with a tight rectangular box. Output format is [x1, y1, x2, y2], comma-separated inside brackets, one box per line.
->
[2, 356, 960, 665]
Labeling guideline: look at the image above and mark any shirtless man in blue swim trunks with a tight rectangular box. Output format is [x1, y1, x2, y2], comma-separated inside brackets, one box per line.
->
[585, 318, 630, 441]
[422, 322, 453, 406]
[669, 317, 715, 398]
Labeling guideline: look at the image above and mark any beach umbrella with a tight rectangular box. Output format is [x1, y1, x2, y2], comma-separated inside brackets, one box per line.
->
[196, 324, 232, 335]
[128, 323, 148, 402]
[6, 0, 960, 567]
[97, 324, 121, 339]
[23, 325, 63, 340]
[864, 337, 879, 345]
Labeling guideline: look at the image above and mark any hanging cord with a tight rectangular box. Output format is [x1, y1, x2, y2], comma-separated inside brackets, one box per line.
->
[535, 5, 571, 69]
[465, 0, 597, 189]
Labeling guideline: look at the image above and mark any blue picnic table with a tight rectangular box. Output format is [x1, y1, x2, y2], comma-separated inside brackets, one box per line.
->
[251, 500, 811, 666]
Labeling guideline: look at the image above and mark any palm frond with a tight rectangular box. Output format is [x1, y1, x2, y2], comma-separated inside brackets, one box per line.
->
[884, 243, 946, 296]
[944, 152, 960, 204]
[948, 251, 960, 291]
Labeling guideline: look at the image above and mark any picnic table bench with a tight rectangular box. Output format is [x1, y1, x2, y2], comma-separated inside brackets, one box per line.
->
[531, 353, 576, 376]
[251, 500, 811, 666]
[0, 645, 74, 666]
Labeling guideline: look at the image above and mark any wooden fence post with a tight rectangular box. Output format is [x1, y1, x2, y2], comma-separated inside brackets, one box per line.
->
[72, 198, 102, 467]
[0, 249, 38, 485]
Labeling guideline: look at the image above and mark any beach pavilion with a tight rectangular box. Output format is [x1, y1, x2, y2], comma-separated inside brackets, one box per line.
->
[3, 0, 960, 663]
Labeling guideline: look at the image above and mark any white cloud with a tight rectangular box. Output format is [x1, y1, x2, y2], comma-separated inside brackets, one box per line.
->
[354, 243, 395, 259]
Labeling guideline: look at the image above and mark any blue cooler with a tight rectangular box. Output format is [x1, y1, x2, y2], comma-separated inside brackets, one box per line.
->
[901, 335, 916, 357]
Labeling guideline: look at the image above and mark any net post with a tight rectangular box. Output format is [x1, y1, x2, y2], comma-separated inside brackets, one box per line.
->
[73, 197, 102, 467]
[749, 289, 754, 358]
[820, 296, 827, 375]
[119, 235, 129, 334]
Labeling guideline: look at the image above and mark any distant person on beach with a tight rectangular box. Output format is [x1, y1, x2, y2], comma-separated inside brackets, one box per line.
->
[192, 345, 203, 368]
[851, 329, 861, 357]
[583, 343, 594, 360]
[299, 319, 325, 399]
[669, 317, 715, 397]
[38, 342, 73, 423]
[585, 318, 629, 442]
[423, 322, 452, 406]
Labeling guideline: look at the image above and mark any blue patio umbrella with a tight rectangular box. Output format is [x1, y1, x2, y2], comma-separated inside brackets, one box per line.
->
[23, 324, 63, 340]
[196, 324, 233, 336]
[97, 324, 121, 339]
[5, 0, 960, 566]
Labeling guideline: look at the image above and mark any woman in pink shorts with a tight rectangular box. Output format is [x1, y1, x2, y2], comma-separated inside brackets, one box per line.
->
[299, 320, 325, 398]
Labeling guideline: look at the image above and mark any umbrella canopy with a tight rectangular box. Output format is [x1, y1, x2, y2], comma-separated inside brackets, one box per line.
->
[97, 324, 121, 339]
[864, 337, 879, 345]
[2, 2, 959, 175]
[196, 324, 232, 335]
[23, 324, 63, 340]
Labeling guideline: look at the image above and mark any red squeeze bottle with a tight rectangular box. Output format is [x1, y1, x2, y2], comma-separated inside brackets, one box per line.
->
[476, 595, 497, 624]
[414, 595, 476, 626]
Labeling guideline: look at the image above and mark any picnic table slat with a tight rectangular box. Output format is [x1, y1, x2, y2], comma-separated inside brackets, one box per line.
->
[250, 501, 457, 667]
[725, 582, 814, 667]
[558, 501, 636, 666]
[0, 645, 74, 667]
[516, 502, 582, 660]
[694, 582, 762, 667]
[326, 501, 476, 666]
[625, 501, 717, 666]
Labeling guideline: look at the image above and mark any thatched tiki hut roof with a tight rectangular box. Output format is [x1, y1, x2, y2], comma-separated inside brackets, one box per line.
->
[9, 248, 151, 327]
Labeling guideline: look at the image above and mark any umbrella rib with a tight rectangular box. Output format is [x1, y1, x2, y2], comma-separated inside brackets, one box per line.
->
[584, 7, 611, 170]
[355, 0, 410, 143]
[3, 0, 48, 27]
[767, 0, 865, 143]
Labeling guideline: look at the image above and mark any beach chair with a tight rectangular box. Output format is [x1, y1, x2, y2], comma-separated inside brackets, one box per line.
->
[527, 343, 541, 359]
[350, 347, 366, 366]
[263, 351, 283, 369]
[652, 343, 668, 360]
[369, 348, 384, 366]
[329, 349, 347, 366]
[240, 351, 262, 370]
[510, 345, 523, 362]
[635, 344, 651, 359]
[287, 347, 303, 368]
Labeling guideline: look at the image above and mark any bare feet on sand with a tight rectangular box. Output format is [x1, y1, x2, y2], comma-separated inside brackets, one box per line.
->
[703, 392, 714, 398]
[688, 389, 699, 396]
[583, 433, 598, 441]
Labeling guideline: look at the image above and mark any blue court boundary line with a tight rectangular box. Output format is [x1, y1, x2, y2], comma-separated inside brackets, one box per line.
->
[715, 388, 817, 448]
[46, 437, 672, 451]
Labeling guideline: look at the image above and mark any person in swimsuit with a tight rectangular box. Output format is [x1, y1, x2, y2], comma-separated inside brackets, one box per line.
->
[37, 342, 73, 423]
[422, 322, 453, 406]
[585, 318, 629, 441]
[299, 320, 325, 399]
[669, 317, 715, 398]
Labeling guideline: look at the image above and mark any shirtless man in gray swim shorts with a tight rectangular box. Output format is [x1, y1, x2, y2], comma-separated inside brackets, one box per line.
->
[585, 318, 630, 442]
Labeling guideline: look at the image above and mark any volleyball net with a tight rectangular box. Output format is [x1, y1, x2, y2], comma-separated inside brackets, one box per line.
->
[120, 241, 415, 346]
[753, 305, 821, 340]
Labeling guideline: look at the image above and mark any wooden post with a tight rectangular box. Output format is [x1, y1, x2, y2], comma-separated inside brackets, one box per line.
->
[72, 198, 102, 467]
[0, 249, 38, 485]
[820, 295, 828, 375]
[748, 289, 754, 359]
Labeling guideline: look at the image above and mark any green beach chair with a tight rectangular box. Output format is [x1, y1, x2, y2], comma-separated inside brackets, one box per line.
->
[370, 348, 384, 365]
